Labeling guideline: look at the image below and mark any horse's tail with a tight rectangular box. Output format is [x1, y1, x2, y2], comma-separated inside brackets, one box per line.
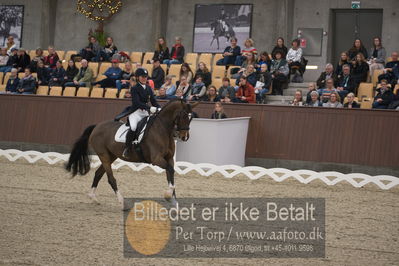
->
[65, 124, 96, 177]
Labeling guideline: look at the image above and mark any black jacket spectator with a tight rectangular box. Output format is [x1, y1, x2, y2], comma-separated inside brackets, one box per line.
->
[335, 60, 351, 77]
[5, 77, 20, 93]
[151, 66, 165, 89]
[336, 74, 356, 93]
[153, 48, 170, 63]
[169, 45, 185, 62]
[271, 45, 288, 59]
[218, 85, 236, 100]
[378, 60, 399, 84]
[37, 66, 50, 85]
[351, 61, 369, 87]
[373, 88, 394, 108]
[17, 52, 31, 71]
[317, 71, 338, 89]
[49, 67, 66, 86]
[6, 53, 18, 68]
[348, 46, 368, 61]
[211, 111, 227, 119]
[194, 69, 212, 88]
[17, 75, 36, 93]
[256, 71, 272, 90]
[65, 66, 79, 83]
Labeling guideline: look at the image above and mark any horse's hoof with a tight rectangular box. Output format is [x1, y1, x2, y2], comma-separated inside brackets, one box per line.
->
[164, 189, 173, 201]
[88, 193, 100, 204]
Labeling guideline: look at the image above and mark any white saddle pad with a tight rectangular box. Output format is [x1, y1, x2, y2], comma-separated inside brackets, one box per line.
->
[114, 122, 148, 144]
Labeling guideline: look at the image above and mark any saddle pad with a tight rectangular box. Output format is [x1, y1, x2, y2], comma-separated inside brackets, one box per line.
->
[114, 122, 148, 144]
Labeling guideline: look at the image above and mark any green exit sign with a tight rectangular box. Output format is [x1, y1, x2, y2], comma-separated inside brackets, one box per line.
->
[351, 1, 360, 9]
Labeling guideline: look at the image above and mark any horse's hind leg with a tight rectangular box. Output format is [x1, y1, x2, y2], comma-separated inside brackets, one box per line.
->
[88, 165, 105, 204]
[98, 153, 125, 209]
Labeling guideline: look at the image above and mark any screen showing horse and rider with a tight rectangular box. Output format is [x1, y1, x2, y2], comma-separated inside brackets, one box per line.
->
[193, 4, 253, 53]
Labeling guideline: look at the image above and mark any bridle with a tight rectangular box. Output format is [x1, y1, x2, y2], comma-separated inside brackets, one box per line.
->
[174, 109, 192, 132]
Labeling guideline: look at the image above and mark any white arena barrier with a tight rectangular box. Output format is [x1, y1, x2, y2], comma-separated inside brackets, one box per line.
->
[176, 117, 251, 166]
[0, 149, 398, 190]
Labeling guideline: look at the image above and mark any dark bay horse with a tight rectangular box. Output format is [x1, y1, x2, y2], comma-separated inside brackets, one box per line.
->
[65, 99, 199, 209]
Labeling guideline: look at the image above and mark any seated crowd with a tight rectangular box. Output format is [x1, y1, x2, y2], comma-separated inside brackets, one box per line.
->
[1, 34, 398, 110]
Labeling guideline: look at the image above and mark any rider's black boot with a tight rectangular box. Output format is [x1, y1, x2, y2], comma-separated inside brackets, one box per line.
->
[122, 129, 135, 158]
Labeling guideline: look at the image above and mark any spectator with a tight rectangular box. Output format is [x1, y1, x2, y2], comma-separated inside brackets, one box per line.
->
[187, 76, 206, 101]
[64, 60, 79, 86]
[270, 50, 289, 95]
[305, 82, 318, 104]
[255, 63, 272, 103]
[317, 63, 337, 89]
[255, 51, 271, 71]
[286, 39, 303, 81]
[0, 47, 9, 72]
[16, 48, 31, 72]
[344, 92, 360, 108]
[43, 46, 59, 69]
[234, 64, 257, 87]
[16, 68, 36, 94]
[372, 79, 394, 109]
[162, 75, 176, 96]
[174, 87, 184, 99]
[79, 36, 101, 62]
[92, 59, 122, 88]
[153, 37, 170, 63]
[348, 39, 368, 61]
[176, 76, 191, 98]
[194, 62, 211, 88]
[368, 37, 386, 77]
[3, 48, 18, 72]
[5, 68, 20, 93]
[124, 76, 136, 98]
[336, 64, 356, 98]
[234, 76, 255, 103]
[179, 63, 193, 84]
[323, 91, 343, 108]
[235, 38, 257, 66]
[306, 91, 322, 107]
[6, 36, 17, 55]
[49, 60, 65, 87]
[216, 37, 241, 66]
[218, 77, 236, 103]
[102, 37, 118, 62]
[378, 51, 399, 85]
[163, 37, 185, 66]
[351, 53, 369, 89]
[271, 37, 288, 59]
[151, 59, 165, 89]
[29, 48, 45, 72]
[64, 59, 93, 88]
[318, 78, 337, 103]
[36, 60, 50, 86]
[202, 86, 221, 102]
[290, 90, 304, 106]
[211, 102, 227, 119]
[156, 87, 173, 100]
[240, 51, 257, 70]
[335, 52, 351, 77]
[116, 61, 134, 94]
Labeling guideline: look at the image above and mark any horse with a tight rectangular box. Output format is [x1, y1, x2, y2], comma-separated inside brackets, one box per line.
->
[210, 19, 236, 49]
[65, 99, 199, 209]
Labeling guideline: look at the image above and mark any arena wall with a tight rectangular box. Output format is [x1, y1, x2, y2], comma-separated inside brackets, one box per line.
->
[0, 94, 398, 175]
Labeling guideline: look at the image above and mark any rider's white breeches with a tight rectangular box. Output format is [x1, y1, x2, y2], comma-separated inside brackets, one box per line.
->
[128, 109, 148, 131]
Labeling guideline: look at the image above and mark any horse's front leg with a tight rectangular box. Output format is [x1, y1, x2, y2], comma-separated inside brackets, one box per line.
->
[152, 156, 177, 205]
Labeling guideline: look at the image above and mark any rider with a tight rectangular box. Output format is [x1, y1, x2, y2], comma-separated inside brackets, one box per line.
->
[115, 68, 160, 158]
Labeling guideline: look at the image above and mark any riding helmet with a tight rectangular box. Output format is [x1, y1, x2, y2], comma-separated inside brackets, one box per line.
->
[135, 68, 148, 77]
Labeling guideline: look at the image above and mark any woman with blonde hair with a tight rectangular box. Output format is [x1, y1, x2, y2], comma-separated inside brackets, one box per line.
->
[194, 62, 211, 87]
[235, 38, 257, 66]
[211, 102, 227, 119]
[179, 63, 194, 84]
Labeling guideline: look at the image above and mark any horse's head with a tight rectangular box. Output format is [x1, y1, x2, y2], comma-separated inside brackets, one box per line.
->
[175, 100, 199, 141]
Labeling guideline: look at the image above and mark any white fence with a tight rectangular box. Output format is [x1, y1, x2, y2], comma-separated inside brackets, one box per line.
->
[1, 149, 398, 190]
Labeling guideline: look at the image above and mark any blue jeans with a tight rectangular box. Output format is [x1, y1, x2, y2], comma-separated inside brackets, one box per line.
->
[256, 88, 269, 102]
[234, 55, 245, 66]
[166, 85, 176, 96]
[216, 56, 237, 66]
[163, 59, 182, 66]
[372, 102, 388, 109]
[64, 81, 86, 87]
[0, 66, 12, 72]
[116, 80, 129, 93]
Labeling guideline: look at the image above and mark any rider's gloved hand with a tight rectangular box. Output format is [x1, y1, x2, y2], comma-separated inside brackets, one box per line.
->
[150, 107, 161, 114]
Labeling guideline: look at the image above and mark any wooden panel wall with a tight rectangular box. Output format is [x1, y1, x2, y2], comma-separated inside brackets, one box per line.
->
[0, 95, 398, 167]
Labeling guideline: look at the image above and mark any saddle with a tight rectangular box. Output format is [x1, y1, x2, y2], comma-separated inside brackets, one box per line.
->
[114, 115, 156, 144]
